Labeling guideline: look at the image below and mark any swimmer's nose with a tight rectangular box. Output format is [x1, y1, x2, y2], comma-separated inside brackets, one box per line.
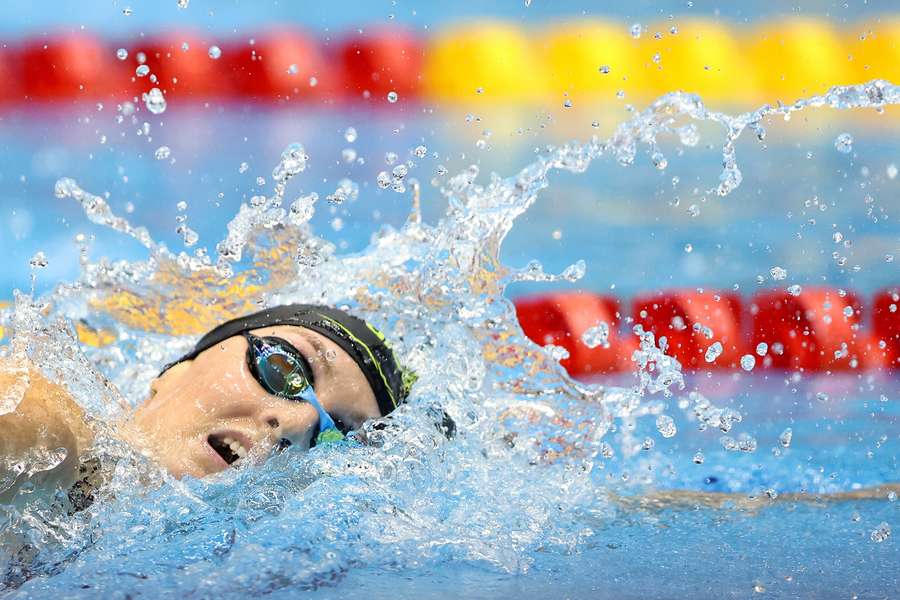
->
[260, 407, 318, 449]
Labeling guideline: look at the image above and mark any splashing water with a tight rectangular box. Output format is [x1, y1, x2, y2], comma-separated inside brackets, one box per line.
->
[2, 80, 900, 595]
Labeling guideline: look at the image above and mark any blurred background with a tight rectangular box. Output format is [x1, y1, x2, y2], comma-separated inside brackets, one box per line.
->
[0, 0, 897, 307]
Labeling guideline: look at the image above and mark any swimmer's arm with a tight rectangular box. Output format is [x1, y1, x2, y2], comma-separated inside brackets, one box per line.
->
[0, 358, 93, 505]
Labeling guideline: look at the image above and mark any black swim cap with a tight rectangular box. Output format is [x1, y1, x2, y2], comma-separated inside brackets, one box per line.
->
[162, 304, 414, 417]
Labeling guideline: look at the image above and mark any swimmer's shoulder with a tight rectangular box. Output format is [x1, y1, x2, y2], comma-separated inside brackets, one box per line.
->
[0, 356, 94, 506]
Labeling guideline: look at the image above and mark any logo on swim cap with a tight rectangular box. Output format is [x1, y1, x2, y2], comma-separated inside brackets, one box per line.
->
[400, 366, 418, 398]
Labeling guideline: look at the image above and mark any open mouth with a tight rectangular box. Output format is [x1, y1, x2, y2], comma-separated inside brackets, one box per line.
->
[207, 433, 249, 466]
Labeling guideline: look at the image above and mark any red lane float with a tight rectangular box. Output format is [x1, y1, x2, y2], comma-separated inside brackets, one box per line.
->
[750, 288, 866, 371]
[339, 29, 423, 100]
[872, 288, 900, 368]
[514, 286, 900, 375]
[227, 29, 334, 102]
[135, 34, 228, 99]
[514, 292, 633, 376]
[0, 44, 21, 103]
[21, 34, 125, 100]
[631, 290, 745, 369]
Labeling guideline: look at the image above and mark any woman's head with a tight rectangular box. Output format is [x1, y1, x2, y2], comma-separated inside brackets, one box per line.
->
[126, 305, 411, 478]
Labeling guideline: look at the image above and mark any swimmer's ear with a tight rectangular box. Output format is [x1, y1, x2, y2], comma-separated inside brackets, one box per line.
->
[147, 361, 192, 402]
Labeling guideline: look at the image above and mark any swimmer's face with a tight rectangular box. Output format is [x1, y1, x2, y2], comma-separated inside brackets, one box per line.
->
[128, 325, 381, 478]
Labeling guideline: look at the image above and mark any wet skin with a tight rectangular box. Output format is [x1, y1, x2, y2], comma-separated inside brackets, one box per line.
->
[124, 325, 381, 478]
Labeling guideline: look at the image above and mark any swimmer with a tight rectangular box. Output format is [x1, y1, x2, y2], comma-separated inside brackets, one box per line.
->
[0, 304, 416, 509]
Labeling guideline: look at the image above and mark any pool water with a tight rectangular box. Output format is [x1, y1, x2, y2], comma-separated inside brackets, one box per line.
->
[7, 377, 897, 599]
[2, 85, 899, 599]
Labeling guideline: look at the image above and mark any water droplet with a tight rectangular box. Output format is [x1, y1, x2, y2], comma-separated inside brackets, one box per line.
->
[630, 23, 643, 38]
[887, 163, 898, 179]
[581, 322, 610, 349]
[29, 251, 48, 268]
[123, 7, 133, 16]
[154, 146, 171, 160]
[414, 145, 427, 158]
[271, 143, 307, 183]
[656, 415, 677, 438]
[344, 127, 358, 143]
[816, 392, 829, 402]
[208, 45, 222, 60]
[135, 64, 150, 77]
[143, 87, 166, 114]
[651, 152, 667, 170]
[286, 64, 298, 75]
[181, 42, 190, 52]
[641, 437, 655, 450]
[692, 451, 704, 464]
[769, 266, 787, 280]
[376, 171, 391, 189]
[238, 162, 249, 174]
[678, 124, 700, 147]
[387, 90, 399, 103]
[755, 342, 768, 356]
[599, 65, 610, 74]
[740, 354, 756, 371]
[870, 522, 891, 543]
[842, 305, 854, 318]
[177, 0, 189, 7]
[683, 243, 692, 253]
[392, 164, 408, 180]
[704, 341, 723, 363]
[342, 148, 357, 163]
[544, 344, 570, 362]
[787, 284, 802, 296]
[308, 76, 318, 87]
[771, 342, 784, 355]
[834, 132, 853, 154]
[599, 442, 615, 459]
[116, 48, 128, 61]
[779, 427, 792, 448]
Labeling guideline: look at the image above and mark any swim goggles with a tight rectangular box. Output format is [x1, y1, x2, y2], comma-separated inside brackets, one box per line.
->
[243, 332, 348, 447]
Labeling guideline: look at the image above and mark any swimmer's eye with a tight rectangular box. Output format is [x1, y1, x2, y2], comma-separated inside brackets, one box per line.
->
[246, 335, 315, 401]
